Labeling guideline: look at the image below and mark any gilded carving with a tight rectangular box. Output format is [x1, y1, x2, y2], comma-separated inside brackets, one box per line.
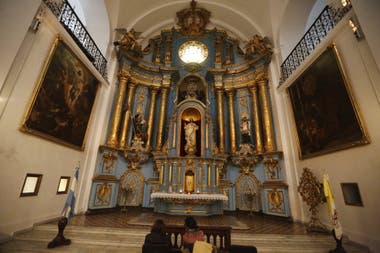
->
[101, 150, 117, 174]
[95, 182, 112, 206]
[118, 169, 144, 207]
[114, 29, 143, 58]
[263, 156, 281, 180]
[235, 174, 261, 212]
[298, 167, 326, 231]
[176, 0, 210, 37]
[244, 34, 272, 59]
[267, 188, 284, 213]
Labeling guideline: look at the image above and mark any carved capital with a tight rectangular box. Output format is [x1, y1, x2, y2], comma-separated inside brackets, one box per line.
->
[118, 70, 131, 82]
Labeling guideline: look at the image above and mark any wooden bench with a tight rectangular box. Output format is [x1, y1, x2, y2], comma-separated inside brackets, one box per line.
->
[164, 224, 231, 253]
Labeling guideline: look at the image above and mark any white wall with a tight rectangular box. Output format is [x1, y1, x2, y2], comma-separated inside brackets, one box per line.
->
[274, 15, 380, 253]
[0, 0, 40, 92]
[0, 6, 112, 239]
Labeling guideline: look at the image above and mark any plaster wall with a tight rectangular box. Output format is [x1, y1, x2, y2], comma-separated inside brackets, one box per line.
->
[0, 0, 40, 92]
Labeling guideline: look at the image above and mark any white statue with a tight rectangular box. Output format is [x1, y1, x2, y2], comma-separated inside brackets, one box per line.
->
[184, 119, 198, 154]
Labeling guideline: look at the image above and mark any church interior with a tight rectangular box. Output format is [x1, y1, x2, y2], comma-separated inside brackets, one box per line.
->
[0, 0, 379, 252]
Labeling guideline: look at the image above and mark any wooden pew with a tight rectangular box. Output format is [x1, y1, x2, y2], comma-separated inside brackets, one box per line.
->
[164, 224, 231, 253]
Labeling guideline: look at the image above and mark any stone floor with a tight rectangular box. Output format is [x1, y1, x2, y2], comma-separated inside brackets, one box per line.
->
[0, 208, 370, 253]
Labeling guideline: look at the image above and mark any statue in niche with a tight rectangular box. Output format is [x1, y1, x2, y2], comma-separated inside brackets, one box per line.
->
[240, 112, 251, 144]
[179, 76, 206, 103]
[132, 113, 147, 143]
[185, 79, 198, 99]
[184, 118, 199, 155]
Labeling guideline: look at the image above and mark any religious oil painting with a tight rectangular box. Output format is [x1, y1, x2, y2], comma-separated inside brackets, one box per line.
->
[288, 44, 369, 159]
[21, 36, 99, 150]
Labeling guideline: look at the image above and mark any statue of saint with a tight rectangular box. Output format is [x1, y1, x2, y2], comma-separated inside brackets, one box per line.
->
[184, 119, 198, 154]
[185, 79, 198, 99]
[240, 114, 251, 144]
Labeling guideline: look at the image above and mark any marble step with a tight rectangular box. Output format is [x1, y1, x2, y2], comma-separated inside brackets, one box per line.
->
[1, 224, 369, 253]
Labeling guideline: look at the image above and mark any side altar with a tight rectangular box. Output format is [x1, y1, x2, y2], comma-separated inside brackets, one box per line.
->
[87, 1, 290, 218]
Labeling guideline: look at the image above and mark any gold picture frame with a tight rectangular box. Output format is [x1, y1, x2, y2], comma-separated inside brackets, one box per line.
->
[288, 44, 369, 159]
[20, 36, 99, 150]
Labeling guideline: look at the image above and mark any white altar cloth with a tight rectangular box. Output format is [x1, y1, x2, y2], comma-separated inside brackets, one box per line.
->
[151, 192, 228, 201]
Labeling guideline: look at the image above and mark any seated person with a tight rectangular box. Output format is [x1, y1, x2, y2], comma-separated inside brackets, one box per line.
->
[182, 216, 205, 253]
[143, 219, 171, 253]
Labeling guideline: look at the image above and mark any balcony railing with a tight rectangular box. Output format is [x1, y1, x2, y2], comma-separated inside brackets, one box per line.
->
[43, 0, 108, 80]
[279, 4, 351, 86]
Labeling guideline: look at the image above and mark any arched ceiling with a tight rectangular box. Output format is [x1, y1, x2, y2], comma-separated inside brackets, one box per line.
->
[105, 0, 275, 45]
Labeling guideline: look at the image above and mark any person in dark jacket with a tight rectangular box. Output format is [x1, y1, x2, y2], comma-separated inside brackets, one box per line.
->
[143, 219, 182, 253]
[144, 219, 171, 247]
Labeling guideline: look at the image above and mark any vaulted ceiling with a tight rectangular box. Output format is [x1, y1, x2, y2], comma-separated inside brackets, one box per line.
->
[99, 0, 318, 59]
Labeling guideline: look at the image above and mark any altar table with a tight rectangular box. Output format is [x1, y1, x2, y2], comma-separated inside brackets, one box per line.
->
[151, 192, 228, 216]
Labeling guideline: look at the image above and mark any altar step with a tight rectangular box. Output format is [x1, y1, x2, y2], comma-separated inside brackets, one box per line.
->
[0, 224, 369, 253]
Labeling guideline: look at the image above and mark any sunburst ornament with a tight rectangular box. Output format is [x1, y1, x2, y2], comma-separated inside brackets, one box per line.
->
[179, 41, 208, 64]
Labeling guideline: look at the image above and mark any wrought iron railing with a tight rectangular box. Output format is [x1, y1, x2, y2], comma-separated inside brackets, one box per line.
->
[43, 0, 108, 80]
[279, 4, 352, 85]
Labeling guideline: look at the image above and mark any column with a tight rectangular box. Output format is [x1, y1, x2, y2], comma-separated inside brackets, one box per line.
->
[145, 87, 159, 150]
[106, 71, 130, 147]
[159, 163, 164, 185]
[119, 80, 137, 149]
[249, 83, 264, 154]
[155, 87, 169, 150]
[216, 88, 226, 153]
[227, 89, 237, 154]
[258, 78, 276, 152]
[207, 163, 211, 187]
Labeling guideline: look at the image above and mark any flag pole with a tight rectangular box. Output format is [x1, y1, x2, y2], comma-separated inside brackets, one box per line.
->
[323, 174, 346, 253]
[47, 166, 79, 248]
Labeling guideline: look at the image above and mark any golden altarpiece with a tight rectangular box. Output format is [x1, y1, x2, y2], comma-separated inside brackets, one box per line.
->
[88, 0, 289, 216]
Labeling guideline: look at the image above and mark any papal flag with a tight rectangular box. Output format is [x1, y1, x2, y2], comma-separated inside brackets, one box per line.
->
[61, 167, 79, 221]
[323, 174, 343, 239]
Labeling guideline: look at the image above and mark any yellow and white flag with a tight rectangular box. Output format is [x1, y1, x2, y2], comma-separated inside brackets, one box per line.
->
[323, 174, 343, 239]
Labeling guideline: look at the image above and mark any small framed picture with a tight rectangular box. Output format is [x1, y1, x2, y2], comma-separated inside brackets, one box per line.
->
[20, 173, 43, 197]
[57, 176, 70, 194]
[341, 182, 363, 206]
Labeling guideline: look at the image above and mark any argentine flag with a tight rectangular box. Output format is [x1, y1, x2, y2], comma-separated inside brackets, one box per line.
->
[61, 167, 79, 221]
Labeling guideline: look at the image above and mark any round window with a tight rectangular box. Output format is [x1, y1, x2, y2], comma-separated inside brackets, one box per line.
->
[178, 41, 208, 64]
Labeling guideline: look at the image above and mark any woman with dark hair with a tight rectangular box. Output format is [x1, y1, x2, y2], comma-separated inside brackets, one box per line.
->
[182, 216, 204, 253]
[143, 219, 172, 253]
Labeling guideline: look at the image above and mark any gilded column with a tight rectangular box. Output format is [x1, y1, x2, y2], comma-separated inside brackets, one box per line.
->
[258, 78, 276, 152]
[216, 166, 220, 187]
[208, 164, 211, 187]
[249, 83, 264, 154]
[119, 80, 137, 149]
[159, 163, 164, 185]
[145, 87, 159, 150]
[227, 89, 237, 154]
[216, 88, 225, 153]
[168, 163, 172, 184]
[107, 71, 130, 147]
[155, 87, 169, 150]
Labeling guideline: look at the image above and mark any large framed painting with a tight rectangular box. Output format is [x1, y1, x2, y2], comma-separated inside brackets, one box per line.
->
[20, 36, 99, 150]
[287, 44, 369, 159]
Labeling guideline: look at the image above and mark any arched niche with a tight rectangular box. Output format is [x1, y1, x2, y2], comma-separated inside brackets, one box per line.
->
[180, 107, 202, 157]
[235, 173, 262, 212]
[177, 75, 207, 105]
